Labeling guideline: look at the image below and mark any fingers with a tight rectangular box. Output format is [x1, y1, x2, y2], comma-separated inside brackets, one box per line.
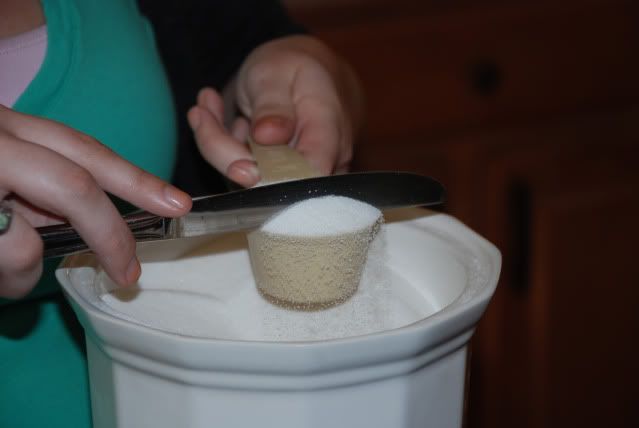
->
[286, 61, 353, 175]
[0, 136, 140, 286]
[192, 45, 356, 184]
[230, 116, 250, 143]
[235, 50, 353, 176]
[0, 209, 43, 299]
[5, 197, 64, 228]
[188, 88, 260, 187]
[238, 60, 297, 145]
[227, 159, 262, 187]
[196, 86, 225, 120]
[3, 107, 192, 217]
[295, 102, 348, 175]
[246, 89, 296, 146]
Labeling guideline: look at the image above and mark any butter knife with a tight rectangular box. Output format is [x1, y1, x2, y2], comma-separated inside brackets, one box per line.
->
[37, 171, 445, 258]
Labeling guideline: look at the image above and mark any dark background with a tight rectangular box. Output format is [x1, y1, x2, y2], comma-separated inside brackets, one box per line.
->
[282, 0, 639, 427]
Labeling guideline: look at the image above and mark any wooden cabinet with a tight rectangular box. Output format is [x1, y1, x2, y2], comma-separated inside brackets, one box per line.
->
[461, 113, 639, 428]
[283, 1, 639, 427]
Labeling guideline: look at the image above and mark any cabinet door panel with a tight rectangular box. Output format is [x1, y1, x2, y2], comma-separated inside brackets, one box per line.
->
[534, 179, 639, 428]
[464, 111, 639, 428]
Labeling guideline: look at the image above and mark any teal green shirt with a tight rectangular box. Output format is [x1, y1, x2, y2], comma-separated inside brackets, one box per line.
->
[0, 0, 177, 426]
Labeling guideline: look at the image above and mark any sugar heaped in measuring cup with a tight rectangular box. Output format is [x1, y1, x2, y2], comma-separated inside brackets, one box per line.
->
[247, 195, 384, 310]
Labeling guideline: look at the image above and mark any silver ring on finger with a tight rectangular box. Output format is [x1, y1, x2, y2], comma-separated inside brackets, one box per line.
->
[0, 201, 12, 235]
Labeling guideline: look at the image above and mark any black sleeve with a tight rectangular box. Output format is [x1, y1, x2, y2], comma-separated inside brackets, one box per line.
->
[137, 0, 306, 195]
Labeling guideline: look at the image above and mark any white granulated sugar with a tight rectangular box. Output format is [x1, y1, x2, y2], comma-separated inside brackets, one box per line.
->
[248, 196, 383, 308]
[261, 195, 382, 237]
[95, 229, 434, 342]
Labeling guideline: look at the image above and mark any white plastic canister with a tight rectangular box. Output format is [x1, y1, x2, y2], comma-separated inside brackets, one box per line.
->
[56, 209, 501, 428]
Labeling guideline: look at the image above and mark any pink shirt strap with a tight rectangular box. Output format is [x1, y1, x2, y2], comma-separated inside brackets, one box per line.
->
[0, 25, 48, 108]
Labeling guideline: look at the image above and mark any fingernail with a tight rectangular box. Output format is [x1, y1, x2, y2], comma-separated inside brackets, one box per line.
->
[236, 163, 260, 182]
[229, 165, 260, 184]
[126, 258, 141, 285]
[253, 116, 293, 144]
[164, 186, 189, 209]
[264, 115, 289, 128]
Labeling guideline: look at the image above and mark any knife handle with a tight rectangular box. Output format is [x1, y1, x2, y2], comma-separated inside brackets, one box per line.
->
[37, 211, 166, 259]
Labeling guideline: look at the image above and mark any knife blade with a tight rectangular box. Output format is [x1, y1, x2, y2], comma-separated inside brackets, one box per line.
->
[38, 171, 444, 258]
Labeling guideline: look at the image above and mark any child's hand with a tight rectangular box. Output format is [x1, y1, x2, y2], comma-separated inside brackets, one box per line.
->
[188, 35, 364, 187]
[0, 106, 192, 298]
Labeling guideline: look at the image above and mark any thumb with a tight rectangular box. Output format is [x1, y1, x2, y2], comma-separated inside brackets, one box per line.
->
[240, 71, 297, 146]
